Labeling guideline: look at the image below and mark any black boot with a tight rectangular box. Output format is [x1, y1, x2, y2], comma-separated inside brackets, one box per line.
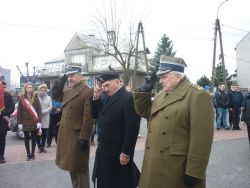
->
[0, 156, 6, 164]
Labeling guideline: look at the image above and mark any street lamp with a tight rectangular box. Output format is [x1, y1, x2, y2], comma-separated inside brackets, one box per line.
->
[211, 0, 229, 92]
[217, 0, 229, 19]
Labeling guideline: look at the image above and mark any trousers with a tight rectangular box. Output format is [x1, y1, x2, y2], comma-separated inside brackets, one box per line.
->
[70, 170, 90, 188]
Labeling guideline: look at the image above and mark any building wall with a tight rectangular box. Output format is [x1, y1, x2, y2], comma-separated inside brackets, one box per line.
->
[236, 32, 250, 89]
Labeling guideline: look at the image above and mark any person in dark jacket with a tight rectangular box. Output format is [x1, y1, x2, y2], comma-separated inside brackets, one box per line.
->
[229, 84, 244, 130]
[214, 83, 230, 130]
[0, 81, 15, 163]
[228, 85, 235, 128]
[90, 73, 141, 188]
[46, 99, 62, 147]
[241, 86, 250, 149]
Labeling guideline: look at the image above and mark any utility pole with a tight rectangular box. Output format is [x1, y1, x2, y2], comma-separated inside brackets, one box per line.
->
[211, 0, 229, 92]
[25, 61, 29, 77]
[132, 21, 149, 89]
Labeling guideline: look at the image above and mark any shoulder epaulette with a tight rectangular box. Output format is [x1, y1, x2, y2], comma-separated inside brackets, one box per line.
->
[191, 84, 204, 91]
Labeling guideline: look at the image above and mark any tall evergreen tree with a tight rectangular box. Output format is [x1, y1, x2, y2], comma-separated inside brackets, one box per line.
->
[197, 75, 211, 88]
[149, 34, 176, 74]
[214, 61, 234, 88]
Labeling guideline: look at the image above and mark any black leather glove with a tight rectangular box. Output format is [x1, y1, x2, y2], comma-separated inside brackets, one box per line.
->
[51, 74, 67, 101]
[184, 174, 200, 187]
[79, 139, 89, 151]
[140, 72, 157, 92]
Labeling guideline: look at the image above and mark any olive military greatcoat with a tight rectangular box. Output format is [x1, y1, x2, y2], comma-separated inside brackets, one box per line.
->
[56, 82, 94, 172]
[133, 78, 214, 188]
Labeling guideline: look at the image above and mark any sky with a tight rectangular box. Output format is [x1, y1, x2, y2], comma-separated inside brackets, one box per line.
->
[0, 0, 249, 86]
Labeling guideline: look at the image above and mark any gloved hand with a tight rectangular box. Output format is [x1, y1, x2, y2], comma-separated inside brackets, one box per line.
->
[79, 139, 89, 151]
[51, 74, 67, 101]
[18, 124, 23, 130]
[60, 74, 67, 86]
[140, 72, 157, 92]
[37, 128, 42, 136]
[184, 174, 200, 187]
[37, 123, 42, 129]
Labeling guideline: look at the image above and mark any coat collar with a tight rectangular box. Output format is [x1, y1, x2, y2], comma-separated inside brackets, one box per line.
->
[102, 86, 125, 113]
[151, 78, 191, 116]
[62, 82, 85, 107]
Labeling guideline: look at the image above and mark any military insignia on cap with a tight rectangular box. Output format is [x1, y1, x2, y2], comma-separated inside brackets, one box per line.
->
[65, 65, 82, 75]
[156, 55, 187, 76]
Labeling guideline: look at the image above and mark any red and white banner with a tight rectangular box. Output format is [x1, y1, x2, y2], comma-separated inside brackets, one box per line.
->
[19, 96, 38, 123]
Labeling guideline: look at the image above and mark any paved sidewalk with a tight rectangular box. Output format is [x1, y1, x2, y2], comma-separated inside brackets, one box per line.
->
[1, 137, 249, 188]
[3, 124, 248, 164]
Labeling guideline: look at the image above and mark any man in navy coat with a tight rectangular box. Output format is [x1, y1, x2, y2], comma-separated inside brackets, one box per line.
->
[90, 73, 140, 188]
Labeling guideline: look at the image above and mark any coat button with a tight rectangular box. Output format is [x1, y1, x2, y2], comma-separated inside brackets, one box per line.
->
[160, 150, 164, 153]
[146, 146, 150, 150]
[148, 130, 152, 133]
[162, 132, 166, 135]
[165, 117, 168, 119]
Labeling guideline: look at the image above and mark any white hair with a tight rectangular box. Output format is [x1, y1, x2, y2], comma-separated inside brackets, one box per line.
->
[170, 71, 185, 79]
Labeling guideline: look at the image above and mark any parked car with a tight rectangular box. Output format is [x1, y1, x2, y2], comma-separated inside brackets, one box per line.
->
[9, 104, 24, 140]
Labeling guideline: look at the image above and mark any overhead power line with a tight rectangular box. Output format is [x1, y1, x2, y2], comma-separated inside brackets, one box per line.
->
[0, 21, 214, 41]
[0, 21, 91, 32]
[221, 24, 250, 33]
[224, 55, 250, 64]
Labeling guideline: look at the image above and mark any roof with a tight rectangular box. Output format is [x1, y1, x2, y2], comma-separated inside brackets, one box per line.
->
[236, 32, 250, 46]
[45, 55, 65, 64]
[64, 32, 101, 53]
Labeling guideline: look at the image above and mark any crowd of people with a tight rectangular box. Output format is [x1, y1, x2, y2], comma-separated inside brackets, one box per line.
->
[0, 81, 61, 162]
[0, 55, 249, 188]
[213, 82, 249, 132]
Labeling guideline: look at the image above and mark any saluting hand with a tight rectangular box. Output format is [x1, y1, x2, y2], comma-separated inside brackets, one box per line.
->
[119, 153, 130, 166]
[94, 84, 103, 100]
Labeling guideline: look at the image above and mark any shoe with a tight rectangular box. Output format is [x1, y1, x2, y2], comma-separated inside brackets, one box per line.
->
[30, 154, 35, 161]
[46, 144, 51, 148]
[232, 127, 241, 130]
[42, 148, 47, 153]
[0, 156, 6, 164]
[225, 127, 230, 130]
[27, 154, 31, 161]
[37, 148, 42, 153]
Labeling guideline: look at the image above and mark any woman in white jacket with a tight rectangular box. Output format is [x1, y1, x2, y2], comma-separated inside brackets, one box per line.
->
[37, 84, 52, 153]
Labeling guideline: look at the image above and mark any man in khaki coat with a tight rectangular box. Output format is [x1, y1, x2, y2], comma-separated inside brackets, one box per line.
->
[133, 55, 214, 188]
[55, 65, 94, 188]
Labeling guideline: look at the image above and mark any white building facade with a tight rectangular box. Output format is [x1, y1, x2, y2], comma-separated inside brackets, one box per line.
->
[40, 32, 147, 88]
[236, 32, 250, 89]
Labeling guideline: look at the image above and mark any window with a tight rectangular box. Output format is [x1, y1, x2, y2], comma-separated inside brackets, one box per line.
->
[71, 54, 85, 66]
